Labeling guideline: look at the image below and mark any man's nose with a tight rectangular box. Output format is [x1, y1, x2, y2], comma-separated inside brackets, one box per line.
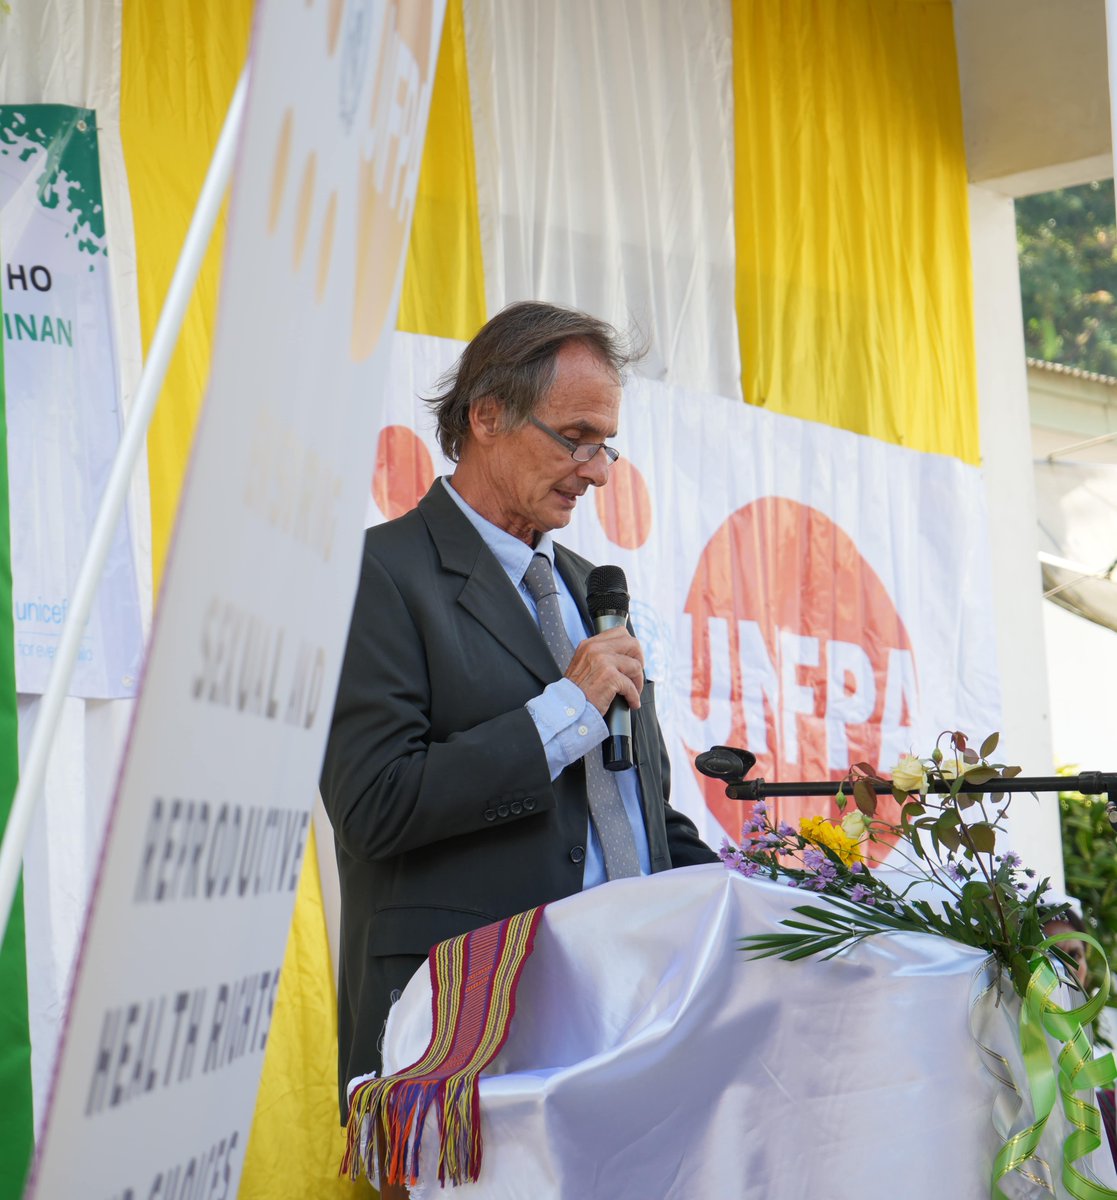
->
[577, 448, 613, 487]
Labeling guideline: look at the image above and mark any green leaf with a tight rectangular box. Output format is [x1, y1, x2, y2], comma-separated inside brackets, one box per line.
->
[781, 934, 851, 961]
[938, 824, 963, 852]
[964, 766, 997, 786]
[968, 823, 997, 854]
[980, 732, 1000, 759]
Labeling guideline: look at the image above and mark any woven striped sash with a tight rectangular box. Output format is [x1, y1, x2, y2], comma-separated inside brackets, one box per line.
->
[341, 905, 545, 1188]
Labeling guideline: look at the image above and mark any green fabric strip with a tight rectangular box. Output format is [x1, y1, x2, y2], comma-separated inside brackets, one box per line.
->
[992, 933, 1117, 1200]
[0, 261, 34, 1198]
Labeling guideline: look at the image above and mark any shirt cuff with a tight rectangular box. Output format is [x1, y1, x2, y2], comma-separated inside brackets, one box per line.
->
[525, 678, 608, 780]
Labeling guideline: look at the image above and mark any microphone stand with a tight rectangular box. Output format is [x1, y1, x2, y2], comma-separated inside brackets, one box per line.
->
[695, 747, 1117, 832]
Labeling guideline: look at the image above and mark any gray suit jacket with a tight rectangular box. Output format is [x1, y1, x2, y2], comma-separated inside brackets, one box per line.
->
[320, 480, 715, 1113]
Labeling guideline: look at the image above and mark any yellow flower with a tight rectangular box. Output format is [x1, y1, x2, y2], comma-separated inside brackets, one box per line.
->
[799, 815, 863, 867]
[938, 757, 966, 780]
[891, 754, 928, 794]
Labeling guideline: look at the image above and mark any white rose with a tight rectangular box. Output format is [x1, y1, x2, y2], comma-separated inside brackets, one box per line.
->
[841, 810, 871, 840]
[891, 754, 927, 794]
[938, 757, 966, 780]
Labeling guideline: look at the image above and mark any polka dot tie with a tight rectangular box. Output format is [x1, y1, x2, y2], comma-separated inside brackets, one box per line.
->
[522, 553, 641, 881]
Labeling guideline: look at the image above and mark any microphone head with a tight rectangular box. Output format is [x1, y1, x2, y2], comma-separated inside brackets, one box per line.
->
[586, 565, 629, 616]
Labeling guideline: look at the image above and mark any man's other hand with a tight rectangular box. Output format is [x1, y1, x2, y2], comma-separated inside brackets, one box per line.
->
[564, 627, 644, 716]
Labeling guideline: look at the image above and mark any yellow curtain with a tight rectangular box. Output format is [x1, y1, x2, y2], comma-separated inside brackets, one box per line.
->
[397, 0, 487, 341]
[733, 0, 979, 463]
[121, 0, 254, 590]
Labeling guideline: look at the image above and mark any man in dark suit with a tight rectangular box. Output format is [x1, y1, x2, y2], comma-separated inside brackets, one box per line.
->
[320, 301, 716, 1122]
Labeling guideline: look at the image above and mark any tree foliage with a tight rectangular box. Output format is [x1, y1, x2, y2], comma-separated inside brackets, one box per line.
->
[1058, 786, 1117, 1002]
[1016, 180, 1117, 377]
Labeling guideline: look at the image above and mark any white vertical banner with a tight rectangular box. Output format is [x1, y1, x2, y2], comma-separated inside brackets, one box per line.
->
[27, 0, 444, 1194]
[0, 103, 144, 697]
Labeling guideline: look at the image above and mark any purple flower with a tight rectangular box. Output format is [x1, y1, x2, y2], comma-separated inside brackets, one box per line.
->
[945, 861, 966, 883]
[849, 861, 865, 875]
[777, 821, 796, 839]
[760, 832, 784, 849]
[718, 837, 736, 864]
[802, 847, 827, 872]
[850, 883, 875, 905]
[729, 855, 761, 879]
[1001, 851, 1022, 870]
[752, 801, 767, 818]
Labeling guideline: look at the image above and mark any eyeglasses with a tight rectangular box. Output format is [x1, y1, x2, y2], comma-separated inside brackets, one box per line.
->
[528, 415, 620, 464]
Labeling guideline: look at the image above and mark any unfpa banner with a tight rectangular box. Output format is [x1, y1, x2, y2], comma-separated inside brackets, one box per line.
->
[0, 104, 144, 697]
[27, 2, 445, 1196]
[374, 332, 1001, 847]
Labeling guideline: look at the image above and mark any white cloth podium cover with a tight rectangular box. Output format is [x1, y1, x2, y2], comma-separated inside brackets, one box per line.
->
[379, 865, 1117, 1199]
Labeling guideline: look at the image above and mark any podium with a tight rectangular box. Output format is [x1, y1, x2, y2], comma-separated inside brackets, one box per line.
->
[373, 864, 1117, 1198]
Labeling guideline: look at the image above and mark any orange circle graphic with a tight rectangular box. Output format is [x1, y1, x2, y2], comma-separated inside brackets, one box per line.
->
[684, 498, 916, 859]
[595, 459, 652, 549]
[372, 425, 435, 519]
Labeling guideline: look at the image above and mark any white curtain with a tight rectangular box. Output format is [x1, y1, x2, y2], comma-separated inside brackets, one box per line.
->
[464, 0, 741, 400]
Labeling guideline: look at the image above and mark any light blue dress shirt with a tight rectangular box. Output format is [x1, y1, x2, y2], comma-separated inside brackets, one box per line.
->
[441, 477, 652, 886]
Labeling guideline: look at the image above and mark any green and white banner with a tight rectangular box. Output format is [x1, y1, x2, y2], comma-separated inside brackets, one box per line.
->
[0, 104, 142, 698]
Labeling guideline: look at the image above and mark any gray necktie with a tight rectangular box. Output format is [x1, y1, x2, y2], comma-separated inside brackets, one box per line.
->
[522, 553, 641, 880]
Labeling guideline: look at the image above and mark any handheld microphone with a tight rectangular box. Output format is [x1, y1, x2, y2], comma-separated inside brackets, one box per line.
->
[586, 564, 633, 772]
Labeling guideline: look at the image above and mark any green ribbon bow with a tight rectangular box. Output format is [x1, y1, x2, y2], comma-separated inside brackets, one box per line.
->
[992, 932, 1117, 1199]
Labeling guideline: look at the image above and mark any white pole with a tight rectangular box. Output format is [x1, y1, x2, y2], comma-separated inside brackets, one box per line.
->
[0, 67, 250, 940]
[1109, 1, 1117, 185]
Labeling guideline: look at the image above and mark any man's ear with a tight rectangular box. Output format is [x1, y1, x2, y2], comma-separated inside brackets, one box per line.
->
[469, 396, 503, 444]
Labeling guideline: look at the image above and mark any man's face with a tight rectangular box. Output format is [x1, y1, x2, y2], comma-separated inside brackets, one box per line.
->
[478, 340, 622, 543]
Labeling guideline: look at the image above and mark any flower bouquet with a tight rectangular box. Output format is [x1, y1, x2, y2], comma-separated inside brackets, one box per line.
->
[720, 731, 1117, 1200]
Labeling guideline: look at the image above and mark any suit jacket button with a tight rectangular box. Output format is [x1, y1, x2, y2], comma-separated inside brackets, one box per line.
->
[483, 808, 496, 821]
[523, 797, 536, 811]
[497, 804, 510, 818]
[510, 801, 523, 815]
[569, 845, 585, 864]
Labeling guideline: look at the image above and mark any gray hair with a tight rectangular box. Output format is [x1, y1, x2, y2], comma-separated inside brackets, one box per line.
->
[426, 301, 644, 462]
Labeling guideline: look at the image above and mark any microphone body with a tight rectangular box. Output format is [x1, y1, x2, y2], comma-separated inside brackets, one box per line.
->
[586, 565, 633, 772]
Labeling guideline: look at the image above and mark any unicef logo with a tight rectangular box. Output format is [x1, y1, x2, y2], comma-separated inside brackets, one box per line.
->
[630, 598, 675, 723]
[338, 0, 375, 132]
